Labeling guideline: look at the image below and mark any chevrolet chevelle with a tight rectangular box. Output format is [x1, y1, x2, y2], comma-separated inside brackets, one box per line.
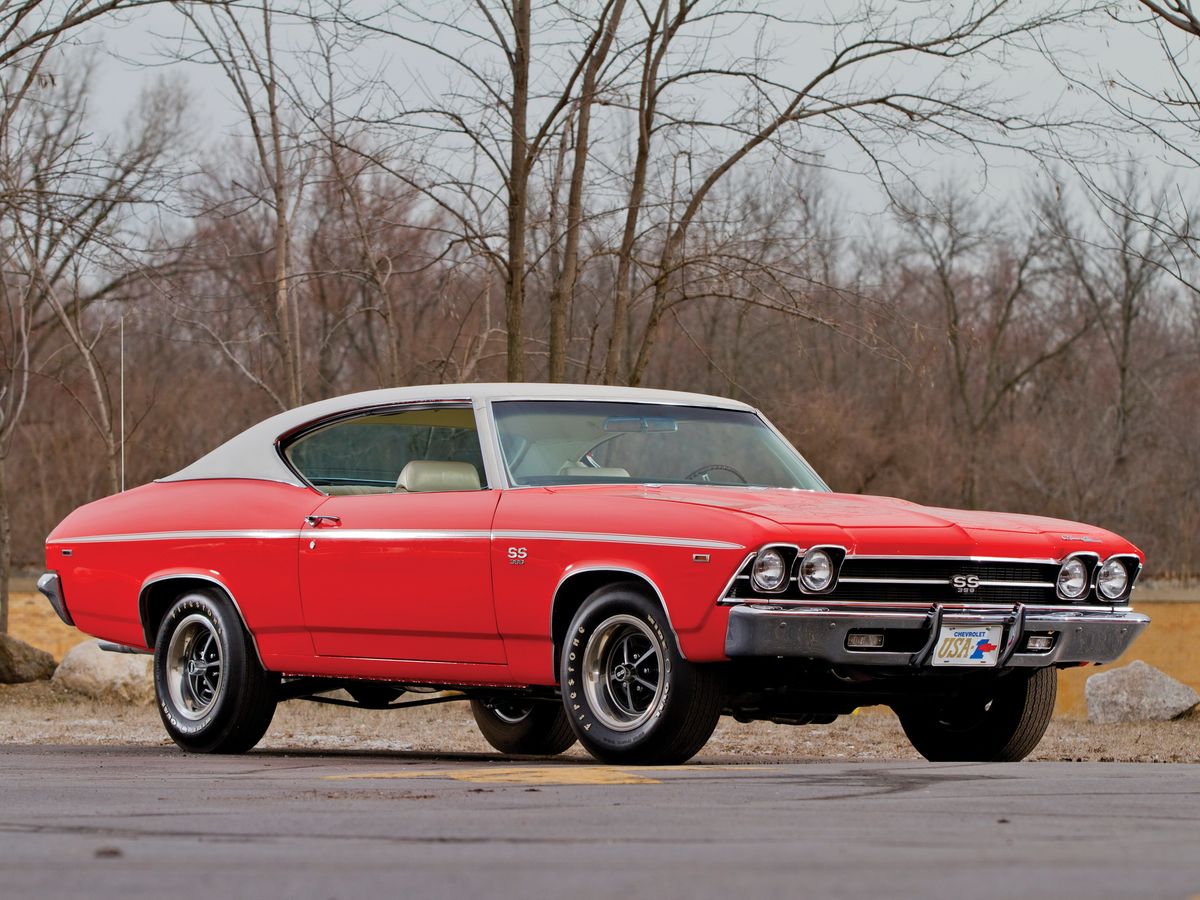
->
[38, 384, 1149, 764]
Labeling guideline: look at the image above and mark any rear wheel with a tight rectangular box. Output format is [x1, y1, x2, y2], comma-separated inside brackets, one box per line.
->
[896, 667, 1057, 762]
[153, 591, 278, 754]
[560, 584, 724, 765]
[470, 698, 576, 755]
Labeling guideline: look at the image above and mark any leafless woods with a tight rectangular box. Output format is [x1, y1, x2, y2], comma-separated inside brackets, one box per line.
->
[1, 1, 1198, 627]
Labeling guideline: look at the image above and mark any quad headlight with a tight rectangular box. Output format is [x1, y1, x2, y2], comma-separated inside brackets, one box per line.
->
[1056, 556, 1091, 600]
[751, 547, 789, 592]
[1097, 558, 1130, 600]
[799, 548, 835, 593]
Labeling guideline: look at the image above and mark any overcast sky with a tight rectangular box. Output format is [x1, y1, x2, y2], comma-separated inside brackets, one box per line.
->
[76, 2, 1192, 228]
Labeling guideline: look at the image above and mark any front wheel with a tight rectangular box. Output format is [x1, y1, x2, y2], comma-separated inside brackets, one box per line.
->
[154, 591, 278, 754]
[560, 584, 724, 765]
[896, 667, 1057, 762]
[470, 698, 576, 755]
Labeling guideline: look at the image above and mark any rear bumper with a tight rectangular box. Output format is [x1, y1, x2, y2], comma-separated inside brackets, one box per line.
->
[724, 602, 1149, 667]
[36, 571, 74, 627]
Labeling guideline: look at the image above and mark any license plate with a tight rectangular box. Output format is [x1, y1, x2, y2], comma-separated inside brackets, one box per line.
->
[930, 625, 1003, 667]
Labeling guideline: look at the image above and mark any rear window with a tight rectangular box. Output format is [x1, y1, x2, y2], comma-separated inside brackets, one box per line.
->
[284, 406, 486, 491]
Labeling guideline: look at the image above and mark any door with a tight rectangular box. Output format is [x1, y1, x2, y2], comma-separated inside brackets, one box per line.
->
[286, 404, 505, 663]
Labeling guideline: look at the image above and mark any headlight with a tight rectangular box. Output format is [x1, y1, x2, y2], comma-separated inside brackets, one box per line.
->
[1056, 556, 1090, 600]
[1097, 558, 1129, 600]
[799, 548, 835, 592]
[751, 548, 788, 592]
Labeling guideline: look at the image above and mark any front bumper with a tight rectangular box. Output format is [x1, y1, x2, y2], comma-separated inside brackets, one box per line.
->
[724, 602, 1149, 667]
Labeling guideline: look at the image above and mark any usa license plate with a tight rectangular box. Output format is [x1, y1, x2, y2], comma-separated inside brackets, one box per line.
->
[930, 625, 1003, 667]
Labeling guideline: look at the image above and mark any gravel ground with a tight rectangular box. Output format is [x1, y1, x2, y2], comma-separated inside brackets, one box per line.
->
[2, 681, 1197, 762]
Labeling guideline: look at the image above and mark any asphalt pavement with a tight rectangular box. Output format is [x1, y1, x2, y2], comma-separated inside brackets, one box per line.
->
[1, 745, 1198, 899]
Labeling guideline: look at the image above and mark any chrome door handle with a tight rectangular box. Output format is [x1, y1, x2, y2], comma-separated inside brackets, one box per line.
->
[304, 515, 342, 528]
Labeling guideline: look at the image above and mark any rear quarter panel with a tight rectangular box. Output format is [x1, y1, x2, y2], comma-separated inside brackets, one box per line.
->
[45, 479, 323, 657]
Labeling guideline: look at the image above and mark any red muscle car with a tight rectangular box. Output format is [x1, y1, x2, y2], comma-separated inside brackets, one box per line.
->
[38, 384, 1149, 764]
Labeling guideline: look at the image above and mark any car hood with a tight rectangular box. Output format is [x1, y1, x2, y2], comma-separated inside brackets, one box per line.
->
[544, 484, 1136, 559]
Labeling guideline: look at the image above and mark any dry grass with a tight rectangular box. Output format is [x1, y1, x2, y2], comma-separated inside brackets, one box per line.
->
[2, 680, 1197, 763]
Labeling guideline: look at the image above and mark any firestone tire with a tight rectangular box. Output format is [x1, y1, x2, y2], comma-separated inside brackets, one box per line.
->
[897, 667, 1057, 762]
[153, 591, 279, 754]
[470, 698, 577, 756]
[559, 584, 724, 765]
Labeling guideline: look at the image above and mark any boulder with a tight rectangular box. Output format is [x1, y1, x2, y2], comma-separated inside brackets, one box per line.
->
[52, 641, 154, 704]
[1085, 660, 1199, 724]
[0, 633, 57, 683]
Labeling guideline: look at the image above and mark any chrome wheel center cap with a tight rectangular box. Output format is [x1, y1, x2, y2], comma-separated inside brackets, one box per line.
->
[613, 663, 633, 684]
[187, 660, 202, 676]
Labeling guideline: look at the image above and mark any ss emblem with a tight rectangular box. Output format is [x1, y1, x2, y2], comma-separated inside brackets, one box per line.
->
[951, 574, 980, 593]
[507, 546, 528, 566]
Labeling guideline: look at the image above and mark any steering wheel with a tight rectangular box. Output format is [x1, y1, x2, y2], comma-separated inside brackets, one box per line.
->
[685, 463, 748, 483]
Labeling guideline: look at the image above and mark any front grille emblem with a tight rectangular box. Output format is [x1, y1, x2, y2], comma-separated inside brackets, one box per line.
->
[951, 574, 981, 594]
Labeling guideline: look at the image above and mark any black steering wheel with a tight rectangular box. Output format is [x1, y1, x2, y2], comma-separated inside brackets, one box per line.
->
[685, 463, 748, 483]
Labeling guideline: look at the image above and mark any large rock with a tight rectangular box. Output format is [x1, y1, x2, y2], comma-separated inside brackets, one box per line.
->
[0, 633, 57, 683]
[52, 641, 154, 704]
[1086, 660, 1199, 724]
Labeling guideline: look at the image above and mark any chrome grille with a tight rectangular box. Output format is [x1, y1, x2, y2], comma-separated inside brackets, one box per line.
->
[725, 556, 1063, 604]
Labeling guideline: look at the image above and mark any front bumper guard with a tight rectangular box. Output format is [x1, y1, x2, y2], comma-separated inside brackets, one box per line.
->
[724, 602, 1149, 667]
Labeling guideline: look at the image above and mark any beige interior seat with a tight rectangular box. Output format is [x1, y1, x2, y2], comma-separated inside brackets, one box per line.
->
[395, 460, 482, 493]
[558, 465, 630, 479]
[324, 484, 393, 496]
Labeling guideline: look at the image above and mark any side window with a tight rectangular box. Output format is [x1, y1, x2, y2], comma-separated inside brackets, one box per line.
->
[284, 406, 487, 494]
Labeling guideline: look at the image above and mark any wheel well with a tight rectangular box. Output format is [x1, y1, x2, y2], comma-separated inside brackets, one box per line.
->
[550, 570, 669, 671]
[138, 576, 235, 649]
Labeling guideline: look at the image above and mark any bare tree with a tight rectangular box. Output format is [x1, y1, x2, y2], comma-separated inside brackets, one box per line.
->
[171, 0, 312, 409]
[1040, 171, 1183, 472]
[894, 189, 1092, 507]
[344, 0, 636, 380]
[0, 60, 186, 627]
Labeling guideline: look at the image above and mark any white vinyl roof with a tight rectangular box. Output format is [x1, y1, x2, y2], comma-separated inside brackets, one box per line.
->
[161, 382, 756, 486]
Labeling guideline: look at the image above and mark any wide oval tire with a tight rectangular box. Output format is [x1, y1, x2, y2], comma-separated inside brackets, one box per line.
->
[559, 584, 724, 765]
[470, 698, 577, 755]
[897, 667, 1057, 762]
[153, 591, 279, 754]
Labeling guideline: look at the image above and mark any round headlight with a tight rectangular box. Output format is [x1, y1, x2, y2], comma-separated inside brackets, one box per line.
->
[1057, 557, 1090, 600]
[799, 548, 835, 592]
[751, 548, 788, 592]
[1097, 559, 1129, 600]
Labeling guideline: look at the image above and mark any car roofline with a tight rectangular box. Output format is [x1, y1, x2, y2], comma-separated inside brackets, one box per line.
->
[158, 383, 757, 486]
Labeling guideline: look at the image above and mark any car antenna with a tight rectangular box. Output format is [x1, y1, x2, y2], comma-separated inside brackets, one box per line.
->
[120, 313, 125, 493]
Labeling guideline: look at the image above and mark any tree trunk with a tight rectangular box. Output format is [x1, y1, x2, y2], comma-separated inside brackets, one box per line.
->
[505, 0, 531, 382]
[548, 0, 625, 382]
[0, 456, 11, 634]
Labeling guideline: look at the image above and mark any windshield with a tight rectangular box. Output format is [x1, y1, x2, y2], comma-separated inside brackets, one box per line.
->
[492, 400, 828, 490]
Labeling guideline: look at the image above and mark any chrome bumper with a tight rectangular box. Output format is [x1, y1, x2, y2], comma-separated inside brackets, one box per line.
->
[36, 571, 74, 627]
[724, 602, 1149, 667]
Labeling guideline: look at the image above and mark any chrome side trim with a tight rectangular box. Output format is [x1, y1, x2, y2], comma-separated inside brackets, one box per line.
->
[550, 565, 687, 660]
[60, 530, 300, 544]
[138, 573, 266, 668]
[56, 528, 743, 550]
[493, 530, 743, 550]
[309, 529, 491, 541]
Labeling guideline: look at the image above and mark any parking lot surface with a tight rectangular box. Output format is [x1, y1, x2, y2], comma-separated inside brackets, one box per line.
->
[1, 745, 1198, 899]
